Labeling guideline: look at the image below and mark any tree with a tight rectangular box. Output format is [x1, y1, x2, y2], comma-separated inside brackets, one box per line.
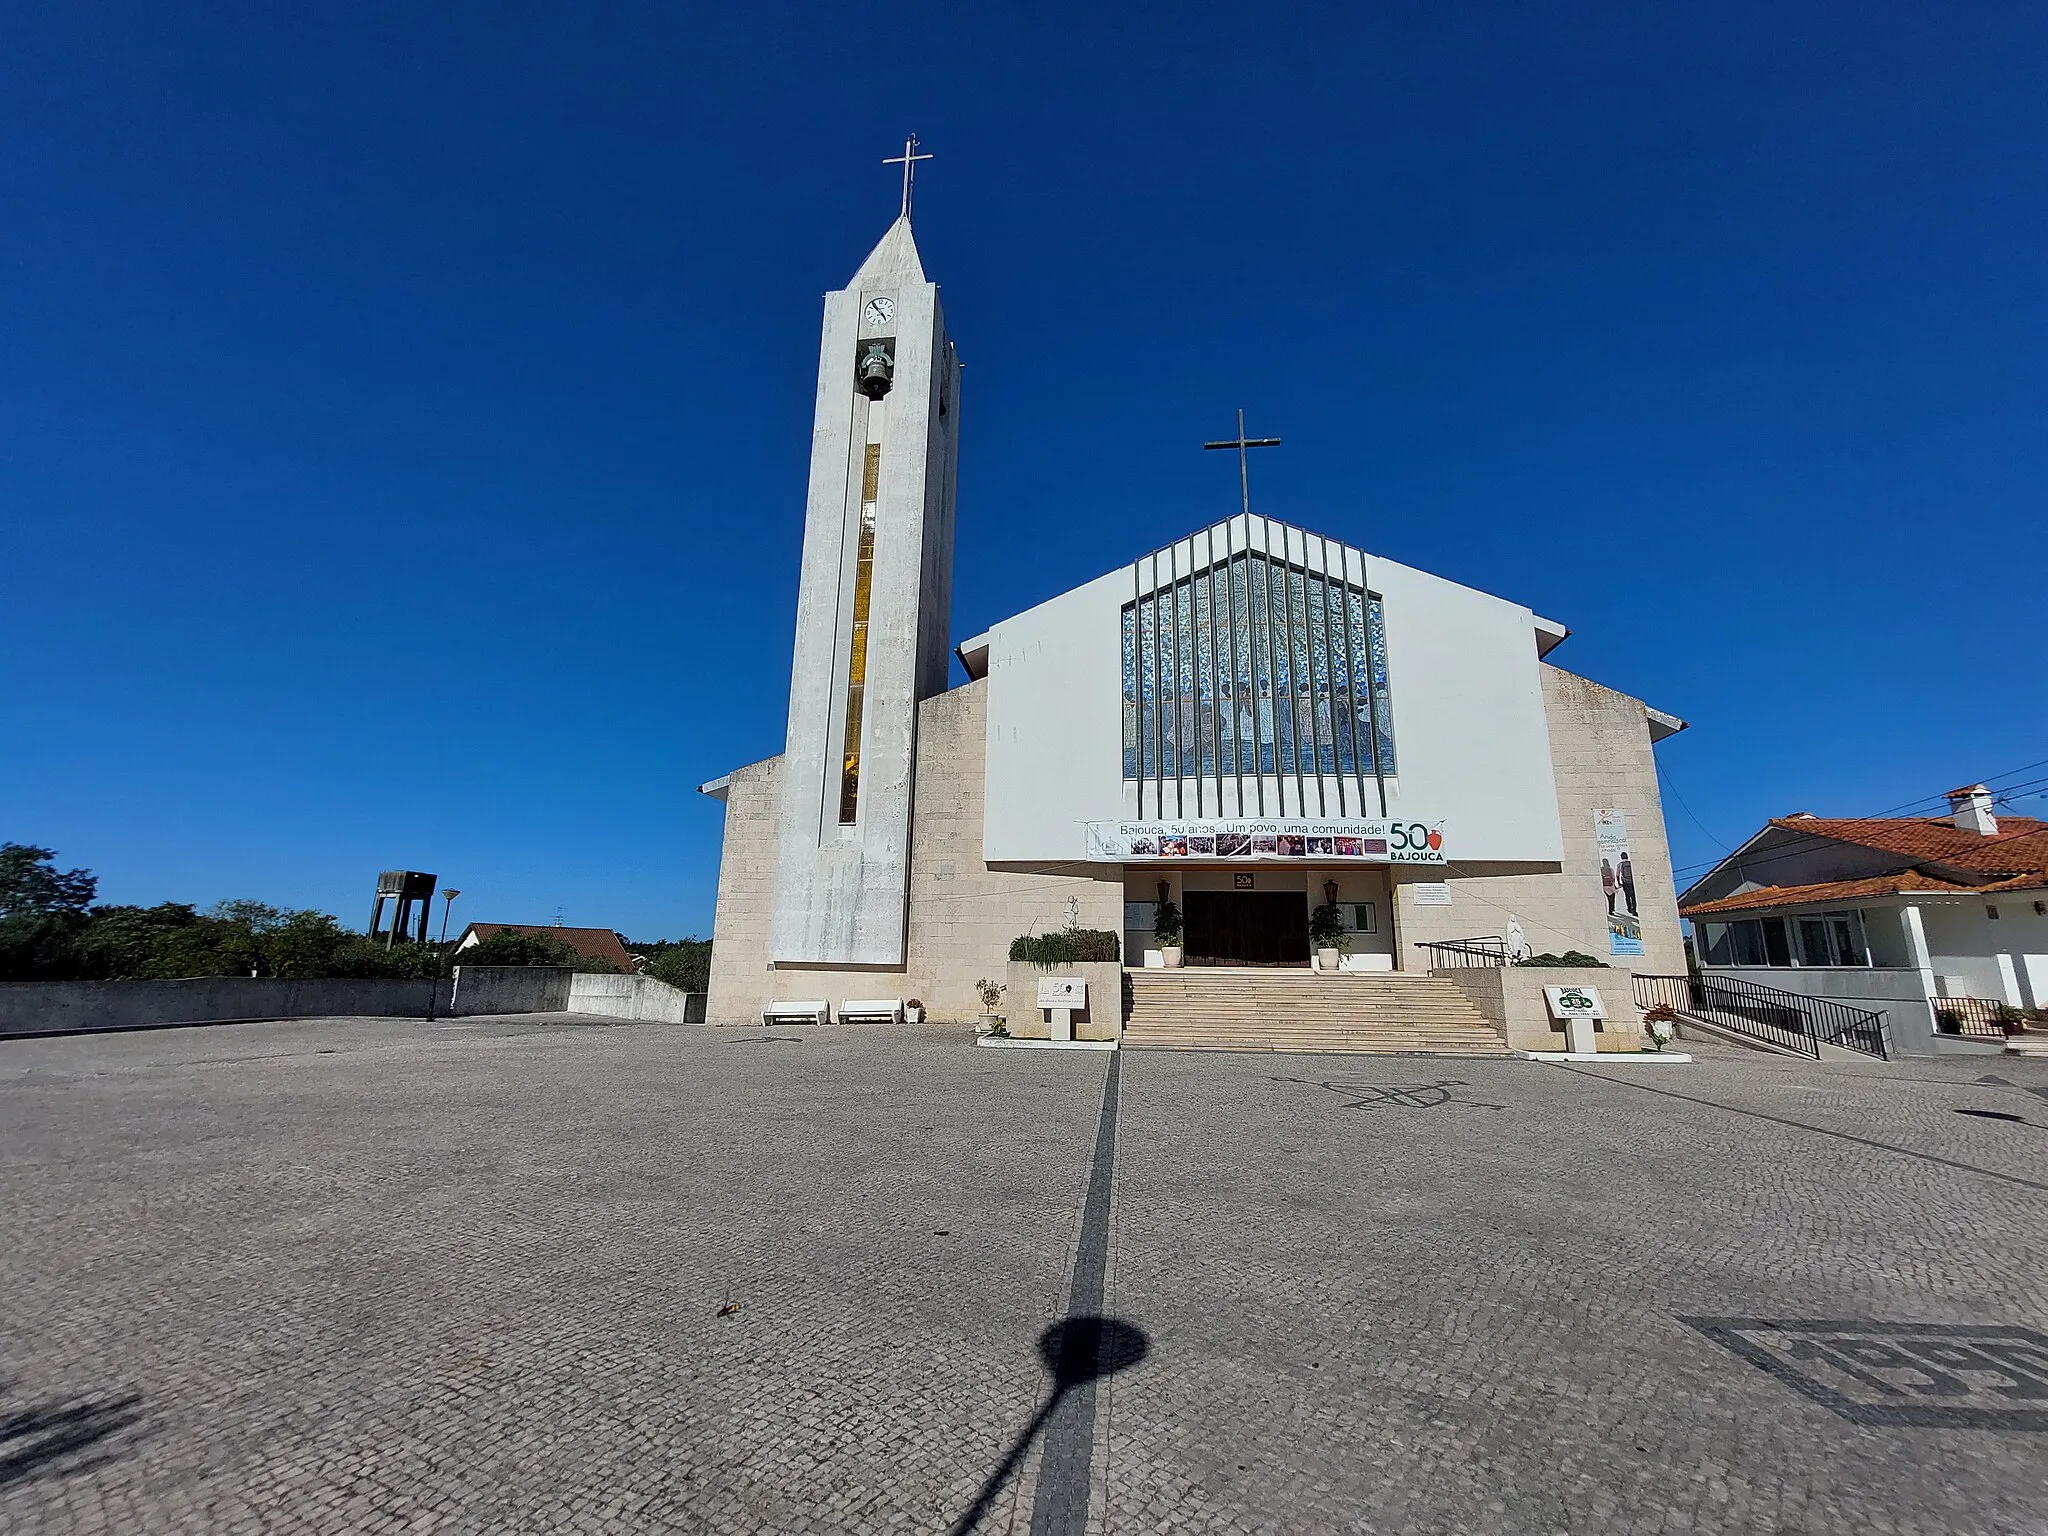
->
[630, 937, 712, 992]
[0, 845, 102, 979]
[0, 847, 458, 982]
[0, 845, 96, 919]
[69, 904, 205, 979]
[453, 930, 617, 972]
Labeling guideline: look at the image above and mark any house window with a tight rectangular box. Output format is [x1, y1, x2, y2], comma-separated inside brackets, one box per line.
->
[1796, 911, 1869, 967]
[1698, 917, 1787, 966]
[1350, 902, 1378, 935]
[1704, 910, 1868, 968]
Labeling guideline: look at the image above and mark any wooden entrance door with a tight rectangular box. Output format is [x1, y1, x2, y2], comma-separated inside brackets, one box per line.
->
[1183, 891, 1310, 967]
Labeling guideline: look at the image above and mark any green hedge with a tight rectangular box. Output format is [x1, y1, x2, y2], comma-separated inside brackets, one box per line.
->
[1008, 929, 1121, 966]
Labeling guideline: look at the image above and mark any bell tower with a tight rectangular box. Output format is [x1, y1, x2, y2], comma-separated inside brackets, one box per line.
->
[770, 206, 961, 966]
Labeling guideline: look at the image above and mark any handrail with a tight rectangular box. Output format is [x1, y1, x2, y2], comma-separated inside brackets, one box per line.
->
[1417, 936, 1508, 968]
[1633, 972, 1890, 1060]
[1932, 995, 2018, 1039]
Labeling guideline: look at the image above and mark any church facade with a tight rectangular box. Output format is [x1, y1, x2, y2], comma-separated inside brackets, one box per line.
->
[701, 217, 1689, 1025]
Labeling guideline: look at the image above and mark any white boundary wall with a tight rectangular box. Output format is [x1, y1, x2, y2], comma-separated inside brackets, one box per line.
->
[565, 974, 706, 1023]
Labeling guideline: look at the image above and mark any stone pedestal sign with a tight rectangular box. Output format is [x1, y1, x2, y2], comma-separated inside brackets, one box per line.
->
[1544, 983, 1606, 1055]
[1037, 976, 1086, 1043]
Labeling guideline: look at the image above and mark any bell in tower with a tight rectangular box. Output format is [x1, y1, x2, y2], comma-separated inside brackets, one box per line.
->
[856, 340, 895, 400]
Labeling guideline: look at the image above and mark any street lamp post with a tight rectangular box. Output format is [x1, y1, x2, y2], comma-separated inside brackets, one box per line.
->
[427, 888, 461, 1025]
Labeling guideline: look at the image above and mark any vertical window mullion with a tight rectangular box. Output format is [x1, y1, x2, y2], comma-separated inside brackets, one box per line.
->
[1319, 545, 1350, 818]
[1281, 546, 1307, 817]
[1233, 554, 1258, 809]
[1257, 534, 1286, 816]
[1192, 568, 1209, 817]
[1166, 546, 1184, 817]
[1121, 602, 1137, 784]
[1369, 595, 1396, 776]
[1304, 569, 1330, 813]
[1148, 560, 1165, 817]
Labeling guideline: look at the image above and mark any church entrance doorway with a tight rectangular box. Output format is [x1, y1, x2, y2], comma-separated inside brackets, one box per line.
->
[1183, 890, 1310, 967]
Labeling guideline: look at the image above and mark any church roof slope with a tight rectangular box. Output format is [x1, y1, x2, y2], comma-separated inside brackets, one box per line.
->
[849, 215, 926, 286]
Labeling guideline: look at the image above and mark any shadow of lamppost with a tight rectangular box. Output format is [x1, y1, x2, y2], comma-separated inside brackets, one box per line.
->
[948, 1315, 1148, 1536]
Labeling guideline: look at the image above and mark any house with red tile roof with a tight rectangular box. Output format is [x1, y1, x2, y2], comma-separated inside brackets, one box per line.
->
[1677, 785, 2048, 1050]
[453, 923, 638, 974]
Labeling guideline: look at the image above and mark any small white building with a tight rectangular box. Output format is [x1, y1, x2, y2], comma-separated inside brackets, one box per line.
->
[1679, 785, 2048, 1050]
[699, 213, 1691, 1028]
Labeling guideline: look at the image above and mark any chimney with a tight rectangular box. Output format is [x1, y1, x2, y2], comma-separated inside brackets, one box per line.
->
[1947, 784, 1999, 836]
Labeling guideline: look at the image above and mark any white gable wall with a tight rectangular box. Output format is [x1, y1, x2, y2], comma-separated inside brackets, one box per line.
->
[1367, 553, 1563, 865]
[981, 532, 1567, 867]
[982, 569, 1129, 862]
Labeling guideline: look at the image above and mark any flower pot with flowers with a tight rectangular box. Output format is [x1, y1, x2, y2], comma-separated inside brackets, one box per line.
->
[1642, 1003, 1680, 1052]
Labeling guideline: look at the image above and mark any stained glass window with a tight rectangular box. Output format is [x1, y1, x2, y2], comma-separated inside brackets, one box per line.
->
[837, 447, 882, 824]
[1120, 549, 1395, 785]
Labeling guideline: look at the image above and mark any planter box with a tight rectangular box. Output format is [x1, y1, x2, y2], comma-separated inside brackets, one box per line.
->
[1002, 960, 1125, 1041]
[1433, 966, 1643, 1053]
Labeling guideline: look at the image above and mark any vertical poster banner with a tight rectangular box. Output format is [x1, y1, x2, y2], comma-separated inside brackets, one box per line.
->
[1594, 809, 1644, 956]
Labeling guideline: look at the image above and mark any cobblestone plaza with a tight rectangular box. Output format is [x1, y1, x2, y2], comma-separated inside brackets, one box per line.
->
[4, 1019, 2044, 1533]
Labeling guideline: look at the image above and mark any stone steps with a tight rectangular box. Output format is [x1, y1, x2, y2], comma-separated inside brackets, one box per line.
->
[1123, 969, 1511, 1056]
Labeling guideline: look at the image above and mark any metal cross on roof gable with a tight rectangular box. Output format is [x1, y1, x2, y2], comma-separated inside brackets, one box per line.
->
[883, 134, 933, 218]
[1203, 408, 1282, 519]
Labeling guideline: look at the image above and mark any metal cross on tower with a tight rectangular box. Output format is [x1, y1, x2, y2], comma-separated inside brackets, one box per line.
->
[1203, 409, 1282, 518]
[883, 134, 933, 218]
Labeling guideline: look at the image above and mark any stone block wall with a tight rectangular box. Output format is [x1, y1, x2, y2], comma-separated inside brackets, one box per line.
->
[1394, 665, 1687, 980]
[1000, 960, 1125, 1041]
[1437, 965, 1646, 1053]
[705, 679, 1120, 1025]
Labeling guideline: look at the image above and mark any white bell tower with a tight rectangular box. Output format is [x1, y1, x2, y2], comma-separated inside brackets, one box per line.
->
[771, 156, 961, 967]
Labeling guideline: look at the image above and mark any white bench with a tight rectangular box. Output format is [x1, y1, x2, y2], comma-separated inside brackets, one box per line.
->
[839, 998, 903, 1024]
[763, 999, 828, 1026]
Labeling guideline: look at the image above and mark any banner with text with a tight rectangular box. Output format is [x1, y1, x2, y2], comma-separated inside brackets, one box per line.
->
[1594, 808, 1644, 956]
[1085, 819, 1447, 864]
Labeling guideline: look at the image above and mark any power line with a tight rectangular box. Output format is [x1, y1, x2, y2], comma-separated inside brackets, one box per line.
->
[1671, 754, 2048, 882]
[1658, 763, 1735, 855]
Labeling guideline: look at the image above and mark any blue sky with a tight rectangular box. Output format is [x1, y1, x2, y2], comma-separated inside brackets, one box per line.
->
[5, 2, 2043, 938]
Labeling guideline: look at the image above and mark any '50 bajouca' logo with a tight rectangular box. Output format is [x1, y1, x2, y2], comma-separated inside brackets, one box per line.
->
[1387, 821, 1446, 861]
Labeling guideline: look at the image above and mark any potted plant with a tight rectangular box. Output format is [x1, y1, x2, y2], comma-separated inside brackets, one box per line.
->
[1153, 900, 1184, 968]
[1309, 901, 1350, 972]
[904, 998, 925, 1025]
[1936, 1008, 1963, 1035]
[1642, 1002, 1679, 1052]
[1995, 1003, 2027, 1037]
[975, 978, 1005, 1032]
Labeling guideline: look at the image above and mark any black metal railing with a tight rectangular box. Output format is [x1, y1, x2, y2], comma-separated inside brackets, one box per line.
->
[1633, 973, 1890, 1060]
[1417, 936, 1509, 968]
[1933, 996, 2018, 1039]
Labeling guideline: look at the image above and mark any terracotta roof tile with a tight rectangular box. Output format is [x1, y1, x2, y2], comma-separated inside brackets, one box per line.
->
[1766, 815, 2048, 876]
[1683, 873, 1973, 918]
[458, 924, 637, 972]
[1683, 869, 2048, 918]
